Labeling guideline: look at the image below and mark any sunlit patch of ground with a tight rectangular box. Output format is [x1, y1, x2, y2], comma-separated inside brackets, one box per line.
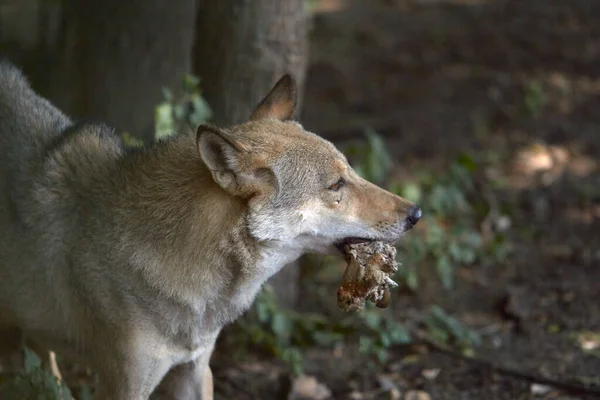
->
[509, 142, 598, 189]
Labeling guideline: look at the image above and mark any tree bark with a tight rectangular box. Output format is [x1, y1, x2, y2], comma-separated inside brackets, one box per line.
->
[194, 0, 309, 307]
[57, 0, 197, 139]
[194, 0, 308, 125]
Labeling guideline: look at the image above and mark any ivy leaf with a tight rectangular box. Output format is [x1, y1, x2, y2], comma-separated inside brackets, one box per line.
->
[436, 255, 453, 289]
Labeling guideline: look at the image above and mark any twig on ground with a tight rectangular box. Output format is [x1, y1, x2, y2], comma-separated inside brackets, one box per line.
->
[412, 329, 600, 398]
[48, 351, 63, 383]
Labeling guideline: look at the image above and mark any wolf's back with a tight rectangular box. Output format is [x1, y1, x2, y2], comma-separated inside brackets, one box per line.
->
[0, 60, 71, 150]
[0, 60, 72, 196]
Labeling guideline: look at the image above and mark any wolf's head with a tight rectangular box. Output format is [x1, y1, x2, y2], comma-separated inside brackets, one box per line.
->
[197, 75, 421, 255]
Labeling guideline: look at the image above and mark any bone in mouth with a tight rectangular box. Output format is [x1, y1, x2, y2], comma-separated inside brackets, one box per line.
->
[337, 241, 399, 312]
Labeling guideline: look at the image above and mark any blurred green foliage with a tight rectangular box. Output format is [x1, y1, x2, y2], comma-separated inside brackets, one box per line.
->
[232, 284, 415, 375]
[155, 75, 212, 140]
[523, 79, 547, 119]
[122, 74, 213, 147]
[348, 132, 509, 291]
[0, 347, 80, 400]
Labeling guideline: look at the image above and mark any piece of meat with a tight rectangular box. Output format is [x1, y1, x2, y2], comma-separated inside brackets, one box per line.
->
[337, 241, 399, 312]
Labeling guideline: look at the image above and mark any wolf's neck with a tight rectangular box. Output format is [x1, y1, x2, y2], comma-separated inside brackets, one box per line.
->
[116, 132, 289, 317]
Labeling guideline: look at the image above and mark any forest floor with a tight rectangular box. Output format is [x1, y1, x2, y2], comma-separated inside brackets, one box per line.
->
[213, 0, 600, 399]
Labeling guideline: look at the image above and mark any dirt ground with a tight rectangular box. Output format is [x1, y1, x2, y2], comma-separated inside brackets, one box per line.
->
[213, 0, 600, 399]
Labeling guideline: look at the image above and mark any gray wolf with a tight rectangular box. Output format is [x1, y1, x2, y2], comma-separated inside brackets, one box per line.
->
[0, 61, 421, 399]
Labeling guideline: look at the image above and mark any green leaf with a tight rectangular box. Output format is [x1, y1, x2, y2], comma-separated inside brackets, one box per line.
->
[399, 182, 423, 204]
[429, 326, 450, 344]
[281, 347, 304, 376]
[428, 186, 449, 215]
[380, 332, 392, 347]
[359, 336, 375, 354]
[448, 187, 471, 213]
[448, 240, 463, 262]
[161, 87, 173, 102]
[272, 313, 292, 342]
[256, 301, 270, 323]
[450, 163, 475, 191]
[24, 347, 42, 371]
[190, 95, 213, 124]
[406, 268, 419, 290]
[464, 231, 483, 249]
[173, 104, 185, 120]
[353, 164, 366, 179]
[426, 221, 445, 249]
[363, 311, 382, 330]
[457, 153, 478, 173]
[121, 132, 145, 148]
[524, 80, 546, 118]
[80, 386, 93, 400]
[364, 128, 393, 184]
[436, 255, 453, 289]
[312, 331, 344, 347]
[155, 103, 175, 140]
[376, 347, 389, 363]
[467, 330, 482, 347]
[184, 74, 201, 92]
[388, 324, 412, 344]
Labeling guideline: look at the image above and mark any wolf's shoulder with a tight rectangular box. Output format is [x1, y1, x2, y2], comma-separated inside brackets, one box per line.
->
[47, 122, 125, 163]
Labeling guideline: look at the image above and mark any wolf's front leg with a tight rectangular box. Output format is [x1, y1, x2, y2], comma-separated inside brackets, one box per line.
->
[150, 351, 214, 400]
[92, 351, 172, 400]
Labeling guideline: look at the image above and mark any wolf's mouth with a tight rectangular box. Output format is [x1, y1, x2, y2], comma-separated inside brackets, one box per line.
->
[334, 237, 375, 255]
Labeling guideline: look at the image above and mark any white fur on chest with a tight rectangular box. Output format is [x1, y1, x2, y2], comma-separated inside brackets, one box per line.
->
[257, 244, 303, 278]
[157, 244, 297, 364]
[134, 323, 217, 368]
[225, 244, 303, 316]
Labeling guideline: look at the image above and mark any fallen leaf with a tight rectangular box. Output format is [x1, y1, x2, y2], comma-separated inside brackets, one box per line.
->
[289, 375, 332, 400]
[530, 383, 553, 396]
[404, 390, 431, 400]
[390, 388, 402, 400]
[378, 375, 399, 391]
[348, 391, 363, 400]
[421, 368, 441, 380]
[576, 331, 600, 352]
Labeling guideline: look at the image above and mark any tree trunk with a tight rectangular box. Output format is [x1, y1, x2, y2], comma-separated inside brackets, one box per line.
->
[57, 0, 197, 139]
[194, 0, 309, 307]
[194, 0, 308, 125]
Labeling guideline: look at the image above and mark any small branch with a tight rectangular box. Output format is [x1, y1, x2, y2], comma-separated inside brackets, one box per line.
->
[412, 329, 600, 398]
[48, 351, 63, 382]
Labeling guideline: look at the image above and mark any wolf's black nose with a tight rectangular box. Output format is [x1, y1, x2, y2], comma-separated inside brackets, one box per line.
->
[407, 205, 422, 227]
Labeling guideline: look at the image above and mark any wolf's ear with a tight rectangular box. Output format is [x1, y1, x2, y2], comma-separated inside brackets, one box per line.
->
[249, 74, 297, 121]
[197, 124, 278, 197]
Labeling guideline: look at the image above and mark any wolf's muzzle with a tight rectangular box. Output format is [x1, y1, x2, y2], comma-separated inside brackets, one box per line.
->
[405, 205, 422, 229]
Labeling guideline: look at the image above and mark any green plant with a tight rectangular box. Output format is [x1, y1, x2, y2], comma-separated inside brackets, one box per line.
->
[235, 283, 415, 372]
[234, 285, 341, 375]
[120, 75, 213, 149]
[401, 155, 508, 289]
[346, 130, 508, 290]
[155, 75, 212, 141]
[345, 128, 394, 186]
[356, 305, 412, 364]
[236, 286, 306, 375]
[121, 131, 145, 148]
[523, 79, 547, 118]
[423, 305, 481, 356]
[1, 347, 74, 400]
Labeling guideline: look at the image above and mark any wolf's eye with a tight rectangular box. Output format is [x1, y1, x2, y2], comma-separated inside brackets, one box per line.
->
[328, 178, 346, 192]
